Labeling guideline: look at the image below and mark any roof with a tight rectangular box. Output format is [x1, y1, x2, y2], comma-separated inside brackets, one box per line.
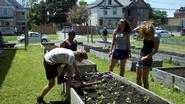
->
[0, 0, 12, 7]
[7, 0, 24, 9]
[117, 0, 132, 7]
[87, 0, 103, 9]
[87, 0, 134, 9]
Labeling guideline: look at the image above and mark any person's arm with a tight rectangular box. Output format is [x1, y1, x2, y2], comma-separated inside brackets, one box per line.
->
[74, 40, 77, 51]
[109, 30, 116, 57]
[126, 33, 131, 57]
[72, 61, 83, 84]
[60, 40, 66, 48]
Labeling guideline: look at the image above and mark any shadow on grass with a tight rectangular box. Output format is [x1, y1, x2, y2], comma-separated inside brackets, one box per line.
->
[0, 49, 16, 87]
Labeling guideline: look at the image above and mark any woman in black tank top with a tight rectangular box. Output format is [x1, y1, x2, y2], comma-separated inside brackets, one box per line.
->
[133, 21, 160, 89]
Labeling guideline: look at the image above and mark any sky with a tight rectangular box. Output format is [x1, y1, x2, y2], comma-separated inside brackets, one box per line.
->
[17, 0, 185, 17]
[83, 0, 185, 17]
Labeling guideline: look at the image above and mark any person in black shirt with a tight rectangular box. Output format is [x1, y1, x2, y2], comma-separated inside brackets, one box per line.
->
[133, 21, 160, 89]
[102, 27, 108, 42]
[60, 30, 77, 51]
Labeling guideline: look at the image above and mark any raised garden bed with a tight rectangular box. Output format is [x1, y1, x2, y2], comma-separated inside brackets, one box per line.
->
[69, 72, 171, 104]
[41, 44, 58, 53]
[131, 48, 185, 65]
[0, 43, 16, 48]
[152, 67, 185, 93]
[126, 57, 163, 71]
[77, 60, 97, 73]
[78, 43, 103, 52]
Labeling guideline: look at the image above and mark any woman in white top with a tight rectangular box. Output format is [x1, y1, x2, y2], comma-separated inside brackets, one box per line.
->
[37, 48, 88, 104]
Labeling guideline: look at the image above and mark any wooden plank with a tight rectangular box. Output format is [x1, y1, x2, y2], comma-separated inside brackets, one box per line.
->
[151, 68, 174, 87]
[111, 72, 172, 104]
[70, 88, 84, 104]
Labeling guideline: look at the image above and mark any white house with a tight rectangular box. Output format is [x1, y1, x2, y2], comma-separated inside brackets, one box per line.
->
[87, 0, 150, 31]
[0, 0, 26, 35]
[87, 0, 123, 29]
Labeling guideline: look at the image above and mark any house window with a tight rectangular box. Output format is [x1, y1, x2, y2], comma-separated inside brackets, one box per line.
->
[113, 7, 117, 15]
[2, 21, 10, 26]
[3, 8, 8, 16]
[104, 9, 108, 15]
[108, 0, 112, 5]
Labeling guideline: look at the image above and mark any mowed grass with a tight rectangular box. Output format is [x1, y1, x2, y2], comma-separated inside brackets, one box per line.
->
[0, 45, 62, 104]
[0, 45, 185, 104]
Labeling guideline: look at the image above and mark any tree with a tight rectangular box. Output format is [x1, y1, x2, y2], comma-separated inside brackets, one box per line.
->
[79, 0, 87, 6]
[67, 5, 90, 26]
[46, 0, 77, 27]
[27, 1, 48, 26]
[21, 0, 37, 7]
[149, 8, 167, 25]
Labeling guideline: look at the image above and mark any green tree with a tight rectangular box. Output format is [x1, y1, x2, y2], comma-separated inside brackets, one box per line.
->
[79, 0, 87, 6]
[46, 0, 77, 27]
[21, 0, 37, 7]
[27, 1, 47, 26]
[149, 8, 167, 25]
[67, 5, 90, 26]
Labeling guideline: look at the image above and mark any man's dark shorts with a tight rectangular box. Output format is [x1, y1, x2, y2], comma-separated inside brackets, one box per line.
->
[44, 60, 61, 80]
[112, 49, 129, 60]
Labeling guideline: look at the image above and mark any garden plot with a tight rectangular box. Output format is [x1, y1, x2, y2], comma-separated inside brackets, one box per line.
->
[78, 43, 103, 52]
[70, 72, 171, 104]
[77, 60, 97, 73]
[131, 48, 185, 66]
[41, 43, 58, 53]
[152, 67, 185, 93]
[126, 57, 163, 71]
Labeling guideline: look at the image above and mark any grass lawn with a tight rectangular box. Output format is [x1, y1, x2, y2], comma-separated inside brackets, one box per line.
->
[0, 44, 185, 104]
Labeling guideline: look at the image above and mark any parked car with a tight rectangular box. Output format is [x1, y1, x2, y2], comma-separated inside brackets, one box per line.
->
[181, 27, 185, 36]
[17, 32, 49, 43]
[155, 30, 174, 38]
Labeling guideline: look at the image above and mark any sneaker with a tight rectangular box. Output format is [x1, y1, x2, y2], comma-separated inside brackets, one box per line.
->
[57, 75, 68, 84]
[37, 96, 46, 104]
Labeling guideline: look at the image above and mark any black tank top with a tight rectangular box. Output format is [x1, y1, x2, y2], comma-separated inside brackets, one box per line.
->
[141, 39, 154, 56]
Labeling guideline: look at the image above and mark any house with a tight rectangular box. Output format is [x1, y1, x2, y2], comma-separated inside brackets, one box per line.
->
[87, 0, 150, 31]
[174, 7, 185, 18]
[0, 0, 26, 35]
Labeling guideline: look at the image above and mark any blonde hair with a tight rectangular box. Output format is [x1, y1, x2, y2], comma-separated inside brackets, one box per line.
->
[75, 48, 88, 59]
[133, 21, 155, 36]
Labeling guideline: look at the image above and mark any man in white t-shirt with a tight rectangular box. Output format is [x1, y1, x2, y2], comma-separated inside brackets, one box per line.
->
[37, 48, 88, 104]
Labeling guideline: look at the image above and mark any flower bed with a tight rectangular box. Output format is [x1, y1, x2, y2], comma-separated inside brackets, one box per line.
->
[69, 72, 171, 104]
[152, 67, 185, 93]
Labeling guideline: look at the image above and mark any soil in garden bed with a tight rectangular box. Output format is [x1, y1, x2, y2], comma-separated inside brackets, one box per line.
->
[162, 68, 185, 78]
[72, 72, 160, 104]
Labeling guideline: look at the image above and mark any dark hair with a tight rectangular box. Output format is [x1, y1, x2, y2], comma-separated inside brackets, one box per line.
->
[68, 30, 75, 36]
[116, 19, 131, 34]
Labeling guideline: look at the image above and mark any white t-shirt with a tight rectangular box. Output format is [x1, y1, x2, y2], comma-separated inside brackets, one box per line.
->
[44, 48, 75, 66]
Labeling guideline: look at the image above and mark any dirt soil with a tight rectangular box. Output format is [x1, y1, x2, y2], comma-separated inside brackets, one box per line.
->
[163, 68, 185, 78]
[72, 72, 160, 104]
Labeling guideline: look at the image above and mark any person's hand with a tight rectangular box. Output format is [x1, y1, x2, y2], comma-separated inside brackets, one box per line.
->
[141, 56, 148, 62]
[128, 52, 131, 58]
[108, 51, 112, 57]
